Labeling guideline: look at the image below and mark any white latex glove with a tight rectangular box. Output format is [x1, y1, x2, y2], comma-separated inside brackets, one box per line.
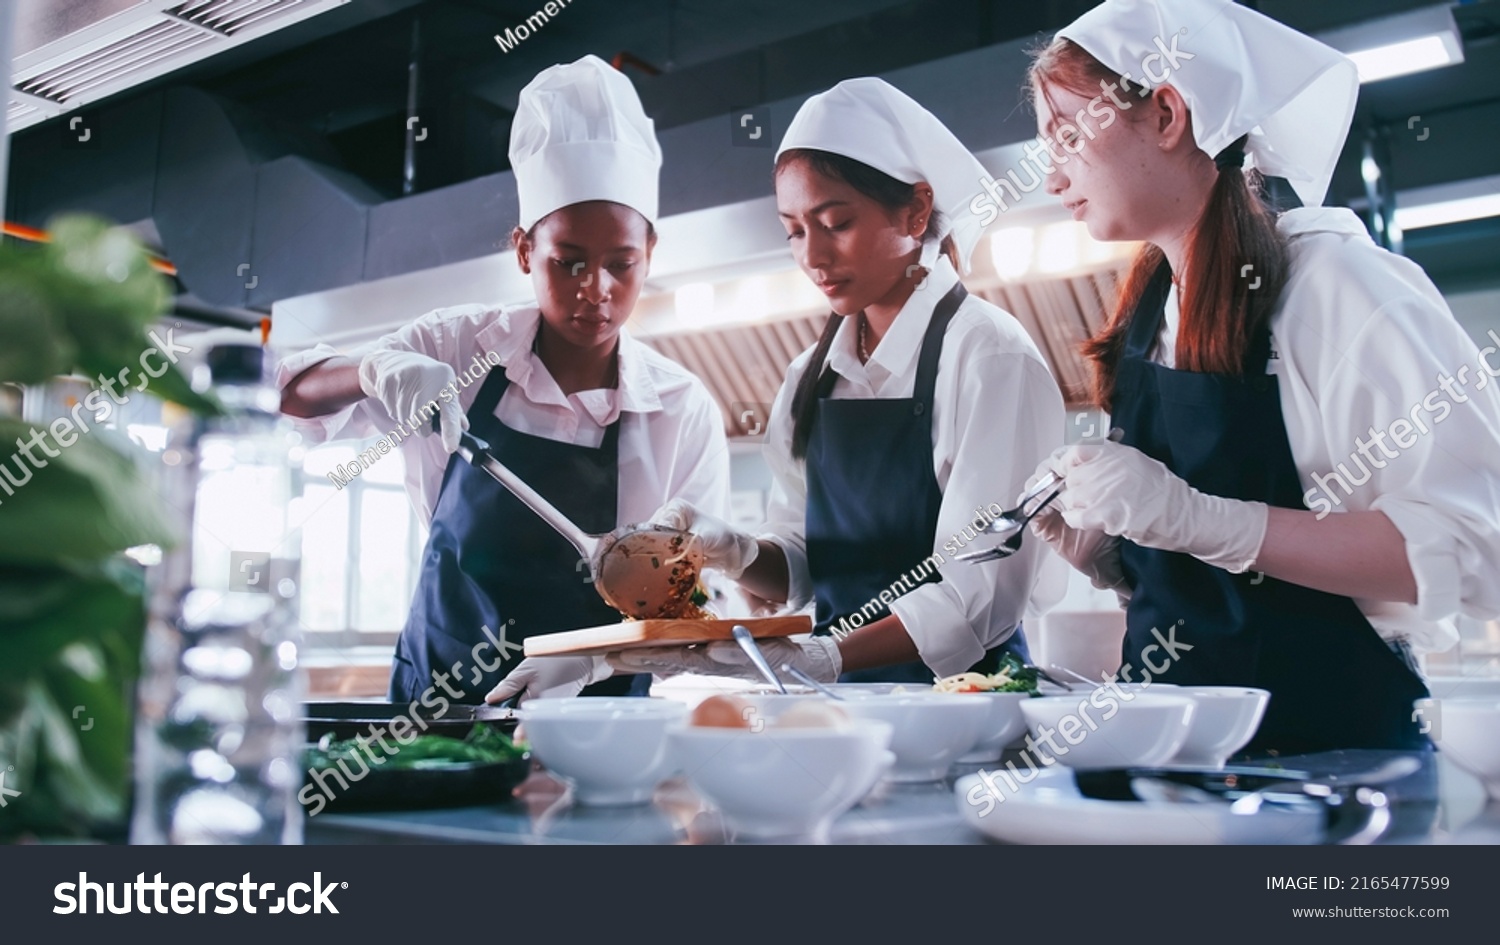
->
[1022, 466, 1131, 600]
[651, 498, 759, 579]
[1042, 441, 1269, 573]
[484, 656, 611, 704]
[358, 348, 469, 453]
[606, 635, 842, 683]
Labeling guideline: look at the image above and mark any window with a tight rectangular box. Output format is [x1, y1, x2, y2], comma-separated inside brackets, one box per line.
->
[293, 440, 424, 649]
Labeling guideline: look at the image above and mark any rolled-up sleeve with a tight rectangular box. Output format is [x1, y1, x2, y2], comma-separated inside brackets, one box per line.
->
[273, 307, 461, 444]
[1320, 294, 1500, 626]
[888, 346, 1065, 677]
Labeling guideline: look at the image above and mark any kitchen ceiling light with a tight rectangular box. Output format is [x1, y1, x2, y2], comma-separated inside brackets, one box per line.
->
[989, 227, 1036, 281]
[674, 283, 715, 326]
[1396, 194, 1500, 230]
[1036, 222, 1082, 275]
[1390, 175, 1500, 231]
[1319, 5, 1464, 85]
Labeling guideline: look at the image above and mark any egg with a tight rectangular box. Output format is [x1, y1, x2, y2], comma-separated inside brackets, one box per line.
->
[775, 701, 850, 729]
[690, 693, 752, 728]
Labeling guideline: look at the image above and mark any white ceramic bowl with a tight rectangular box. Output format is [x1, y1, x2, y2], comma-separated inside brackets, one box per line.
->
[1426, 697, 1500, 799]
[520, 698, 686, 806]
[955, 692, 1032, 763]
[1018, 692, 1195, 769]
[1168, 687, 1270, 767]
[838, 692, 990, 782]
[668, 719, 894, 839]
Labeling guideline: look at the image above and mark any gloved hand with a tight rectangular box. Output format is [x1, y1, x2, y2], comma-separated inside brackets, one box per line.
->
[484, 656, 611, 704]
[1041, 441, 1268, 573]
[1023, 466, 1130, 599]
[650, 499, 759, 579]
[606, 635, 842, 683]
[358, 348, 468, 453]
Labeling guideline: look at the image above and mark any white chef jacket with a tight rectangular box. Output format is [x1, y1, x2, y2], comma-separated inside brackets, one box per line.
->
[274, 303, 731, 530]
[1150, 207, 1500, 653]
[760, 257, 1068, 677]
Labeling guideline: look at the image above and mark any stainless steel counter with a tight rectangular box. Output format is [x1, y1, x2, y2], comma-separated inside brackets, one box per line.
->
[306, 749, 1500, 845]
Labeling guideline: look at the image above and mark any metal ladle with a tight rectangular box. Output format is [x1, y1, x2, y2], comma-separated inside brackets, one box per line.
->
[450, 427, 704, 619]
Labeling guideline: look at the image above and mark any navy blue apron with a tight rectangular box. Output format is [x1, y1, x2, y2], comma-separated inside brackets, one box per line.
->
[1112, 263, 1430, 754]
[390, 362, 646, 703]
[806, 282, 1030, 684]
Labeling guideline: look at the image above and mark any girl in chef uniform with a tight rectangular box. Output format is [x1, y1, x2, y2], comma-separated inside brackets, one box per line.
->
[278, 55, 729, 704]
[1023, 0, 1500, 753]
[612, 79, 1065, 685]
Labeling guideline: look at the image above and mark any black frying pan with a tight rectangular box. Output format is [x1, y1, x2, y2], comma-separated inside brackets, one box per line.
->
[302, 701, 518, 742]
[301, 702, 530, 812]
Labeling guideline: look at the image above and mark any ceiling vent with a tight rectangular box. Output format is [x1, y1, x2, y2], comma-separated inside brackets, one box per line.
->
[9, 0, 348, 132]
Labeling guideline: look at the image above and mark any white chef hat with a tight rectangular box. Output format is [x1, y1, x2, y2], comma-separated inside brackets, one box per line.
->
[510, 54, 662, 230]
[776, 77, 991, 273]
[1056, 0, 1359, 207]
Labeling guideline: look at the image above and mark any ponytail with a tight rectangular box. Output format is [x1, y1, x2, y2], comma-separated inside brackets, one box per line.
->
[1083, 135, 1288, 408]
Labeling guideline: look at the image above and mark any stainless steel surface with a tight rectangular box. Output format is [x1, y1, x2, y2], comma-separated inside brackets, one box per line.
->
[306, 748, 1489, 846]
[732, 625, 785, 693]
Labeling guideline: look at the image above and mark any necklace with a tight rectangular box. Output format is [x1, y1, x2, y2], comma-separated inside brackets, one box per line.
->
[858, 315, 872, 363]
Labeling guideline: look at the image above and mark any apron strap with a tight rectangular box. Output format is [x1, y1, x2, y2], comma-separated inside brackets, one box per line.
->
[1121, 262, 1175, 362]
[1243, 318, 1276, 378]
[469, 360, 511, 421]
[810, 280, 969, 409]
[909, 282, 968, 416]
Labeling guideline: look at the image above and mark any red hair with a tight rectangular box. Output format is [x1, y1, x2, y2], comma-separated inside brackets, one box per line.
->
[1029, 39, 1289, 409]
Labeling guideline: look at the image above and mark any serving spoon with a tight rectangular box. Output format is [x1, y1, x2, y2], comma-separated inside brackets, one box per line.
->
[447, 424, 704, 619]
[781, 664, 845, 700]
[732, 624, 787, 693]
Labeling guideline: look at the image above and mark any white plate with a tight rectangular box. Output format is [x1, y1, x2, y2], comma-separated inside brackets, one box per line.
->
[954, 766, 1323, 844]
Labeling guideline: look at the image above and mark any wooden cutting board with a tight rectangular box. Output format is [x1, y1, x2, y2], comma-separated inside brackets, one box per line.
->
[523, 616, 813, 658]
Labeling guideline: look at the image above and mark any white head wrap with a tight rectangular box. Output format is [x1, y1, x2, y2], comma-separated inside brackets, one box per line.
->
[777, 77, 992, 271]
[1057, 0, 1358, 206]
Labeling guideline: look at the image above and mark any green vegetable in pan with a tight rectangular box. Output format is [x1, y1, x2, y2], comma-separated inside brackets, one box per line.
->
[305, 723, 526, 772]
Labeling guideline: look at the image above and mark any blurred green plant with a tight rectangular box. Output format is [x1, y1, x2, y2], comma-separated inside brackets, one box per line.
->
[0, 215, 222, 841]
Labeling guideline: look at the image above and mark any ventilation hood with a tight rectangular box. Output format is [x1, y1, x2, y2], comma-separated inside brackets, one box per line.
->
[9, 0, 348, 132]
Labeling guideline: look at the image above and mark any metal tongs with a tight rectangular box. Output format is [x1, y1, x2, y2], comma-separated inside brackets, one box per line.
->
[954, 473, 1062, 563]
[1079, 756, 1422, 845]
[957, 429, 1124, 564]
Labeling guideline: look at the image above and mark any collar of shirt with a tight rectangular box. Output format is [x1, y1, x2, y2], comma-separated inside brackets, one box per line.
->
[825, 256, 962, 393]
[472, 305, 664, 424]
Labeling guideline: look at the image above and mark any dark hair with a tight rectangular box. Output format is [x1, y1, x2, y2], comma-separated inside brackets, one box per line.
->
[1029, 40, 1289, 410]
[778, 148, 957, 459]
